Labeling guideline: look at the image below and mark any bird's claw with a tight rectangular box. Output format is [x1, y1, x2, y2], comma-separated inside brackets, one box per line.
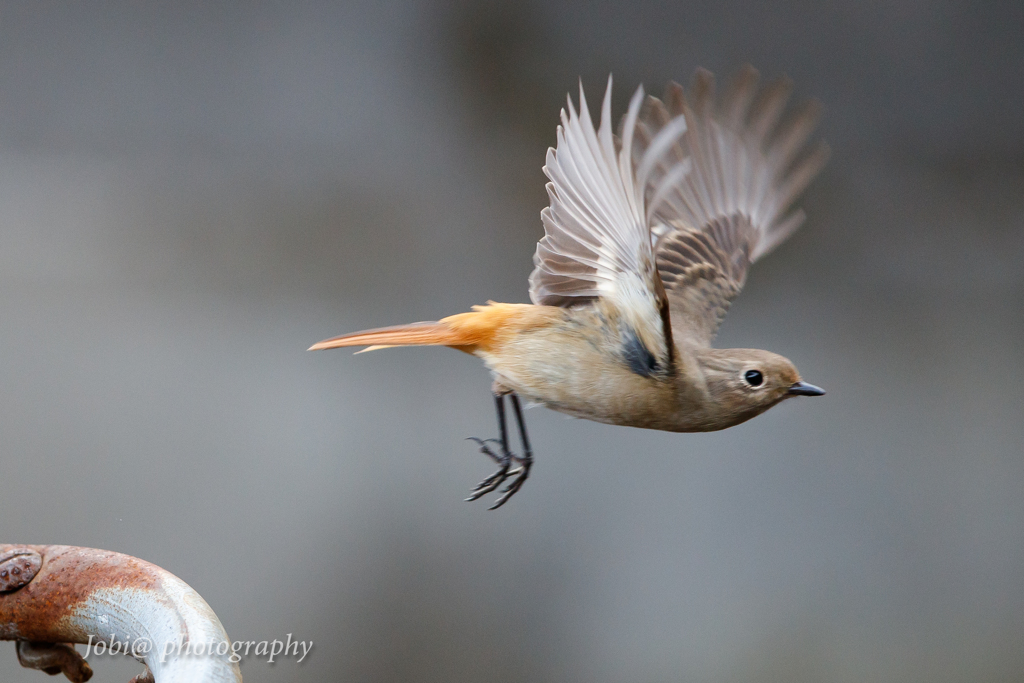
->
[464, 460, 511, 501]
[465, 440, 532, 508]
[489, 460, 531, 509]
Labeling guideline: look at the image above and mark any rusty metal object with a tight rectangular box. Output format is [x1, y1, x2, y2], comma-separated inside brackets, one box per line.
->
[17, 641, 93, 682]
[0, 545, 241, 683]
[129, 668, 156, 683]
[0, 548, 42, 593]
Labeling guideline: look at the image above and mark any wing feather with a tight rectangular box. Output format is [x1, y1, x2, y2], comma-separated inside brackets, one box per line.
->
[636, 66, 827, 347]
[529, 77, 692, 364]
[528, 66, 825, 355]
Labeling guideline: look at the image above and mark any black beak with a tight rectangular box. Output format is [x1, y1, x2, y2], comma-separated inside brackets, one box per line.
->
[788, 381, 825, 397]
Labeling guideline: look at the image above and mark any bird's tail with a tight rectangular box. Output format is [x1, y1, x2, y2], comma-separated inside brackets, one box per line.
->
[308, 320, 471, 353]
[308, 302, 541, 353]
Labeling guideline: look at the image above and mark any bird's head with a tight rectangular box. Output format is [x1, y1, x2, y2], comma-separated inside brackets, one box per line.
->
[686, 348, 824, 430]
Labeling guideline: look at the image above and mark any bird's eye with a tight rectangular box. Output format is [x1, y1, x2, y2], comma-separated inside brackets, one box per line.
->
[744, 369, 764, 387]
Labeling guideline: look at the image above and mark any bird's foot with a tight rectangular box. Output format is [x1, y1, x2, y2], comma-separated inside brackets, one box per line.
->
[465, 438, 511, 500]
[465, 438, 532, 509]
[492, 456, 532, 509]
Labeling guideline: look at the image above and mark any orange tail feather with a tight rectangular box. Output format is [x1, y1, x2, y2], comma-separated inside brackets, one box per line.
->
[308, 302, 548, 353]
[308, 321, 467, 351]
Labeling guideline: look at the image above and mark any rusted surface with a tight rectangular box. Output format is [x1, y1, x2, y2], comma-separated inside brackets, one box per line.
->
[0, 548, 42, 593]
[1, 545, 240, 682]
[0, 545, 164, 642]
[1, 545, 241, 683]
[17, 641, 93, 682]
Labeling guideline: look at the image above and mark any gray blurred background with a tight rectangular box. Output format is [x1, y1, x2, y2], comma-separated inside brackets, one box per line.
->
[1, 1, 1022, 681]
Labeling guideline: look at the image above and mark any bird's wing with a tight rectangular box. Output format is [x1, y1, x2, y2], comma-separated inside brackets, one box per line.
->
[529, 77, 691, 364]
[637, 66, 828, 347]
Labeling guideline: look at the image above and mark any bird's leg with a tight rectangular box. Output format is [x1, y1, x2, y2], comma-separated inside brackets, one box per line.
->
[466, 393, 514, 502]
[466, 391, 534, 509]
[489, 393, 533, 509]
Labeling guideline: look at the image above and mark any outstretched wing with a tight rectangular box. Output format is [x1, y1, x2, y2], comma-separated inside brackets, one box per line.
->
[637, 66, 828, 348]
[529, 77, 691, 363]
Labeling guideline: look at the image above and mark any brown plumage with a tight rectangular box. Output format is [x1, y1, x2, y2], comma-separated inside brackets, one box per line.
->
[312, 66, 827, 508]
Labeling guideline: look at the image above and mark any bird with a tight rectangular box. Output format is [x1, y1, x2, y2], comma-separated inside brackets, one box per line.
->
[311, 66, 828, 509]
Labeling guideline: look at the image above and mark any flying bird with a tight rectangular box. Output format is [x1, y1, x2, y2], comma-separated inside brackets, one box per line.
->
[311, 66, 828, 508]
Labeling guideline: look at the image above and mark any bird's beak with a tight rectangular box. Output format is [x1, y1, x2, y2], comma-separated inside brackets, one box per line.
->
[788, 381, 825, 397]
